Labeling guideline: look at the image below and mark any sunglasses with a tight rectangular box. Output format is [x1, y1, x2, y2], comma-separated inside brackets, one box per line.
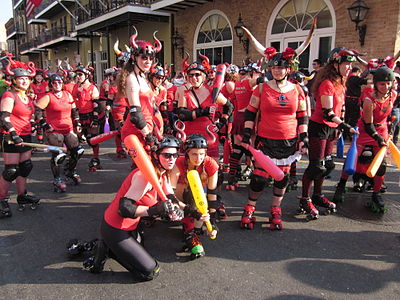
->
[76, 73, 85, 77]
[188, 73, 203, 78]
[154, 75, 165, 80]
[160, 152, 179, 159]
[140, 55, 154, 61]
[52, 81, 63, 85]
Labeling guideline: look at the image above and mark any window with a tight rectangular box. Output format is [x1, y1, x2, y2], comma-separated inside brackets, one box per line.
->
[194, 11, 233, 64]
[268, 0, 335, 71]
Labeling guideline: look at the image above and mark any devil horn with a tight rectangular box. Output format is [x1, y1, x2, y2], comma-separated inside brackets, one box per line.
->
[153, 31, 162, 53]
[5, 62, 14, 76]
[130, 26, 139, 50]
[113, 40, 123, 56]
[27, 61, 36, 77]
[242, 26, 266, 57]
[124, 44, 131, 52]
[295, 18, 317, 56]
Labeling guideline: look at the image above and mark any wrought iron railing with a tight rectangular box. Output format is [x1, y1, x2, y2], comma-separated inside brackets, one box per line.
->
[37, 26, 69, 45]
[6, 21, 26, 37]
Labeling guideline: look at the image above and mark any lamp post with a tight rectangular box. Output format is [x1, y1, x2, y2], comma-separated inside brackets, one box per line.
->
[234, 14, 249, 54]
[347, 0, 370, 46]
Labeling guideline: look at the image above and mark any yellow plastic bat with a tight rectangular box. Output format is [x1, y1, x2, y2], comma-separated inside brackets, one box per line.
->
[187, 170, 216, 239]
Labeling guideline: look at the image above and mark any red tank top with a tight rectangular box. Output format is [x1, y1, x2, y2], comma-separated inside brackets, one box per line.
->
[99, 80, 109, 99]
[155, 87, 167, 107]
[1, 91, 34, 135]
[45, 91, 74, 133]
[72, 84, 96, 114]
[167, 85, 177, 111]
[310, 79, 345, 127]
[31, 81, 48, 100]
[253, 83, 305, 140]
[64, 83, 75, 94]
[104, 169, 160, 231]
[357, 89, 396, 146]
[121, 89, 155, 141]
[234, 78, 254, 111]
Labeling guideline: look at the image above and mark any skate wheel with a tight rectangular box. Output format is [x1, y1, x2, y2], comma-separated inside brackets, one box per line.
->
[30, 203, 39, 210]
[17, 205, 25, 212]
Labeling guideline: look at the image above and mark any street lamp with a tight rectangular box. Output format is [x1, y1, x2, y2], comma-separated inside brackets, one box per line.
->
[347, 0, 370, 46]
[234, 14, 249, 54]
[172, 29, 184, 58]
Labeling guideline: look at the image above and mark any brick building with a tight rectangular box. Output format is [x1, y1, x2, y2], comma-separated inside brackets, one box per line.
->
[5, 0, 400, 81]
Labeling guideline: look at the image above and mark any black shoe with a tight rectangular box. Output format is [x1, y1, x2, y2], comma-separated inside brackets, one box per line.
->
[83, 240, 108, 273]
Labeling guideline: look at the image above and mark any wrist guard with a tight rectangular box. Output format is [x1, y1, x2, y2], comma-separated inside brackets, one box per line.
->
[39, 119, 51, 131]
[338, 122, 352, 133]
[10, 131, 23, 144]
[323, 108, 337, 122]
[176, 107, 194, 121]
[242, 127, 252, 144]
[222, 100, 234, 116]
[299, 132, 309, 148]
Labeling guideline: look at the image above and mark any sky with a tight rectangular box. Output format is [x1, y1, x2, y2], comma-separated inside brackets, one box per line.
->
[1, 0, 13, 26]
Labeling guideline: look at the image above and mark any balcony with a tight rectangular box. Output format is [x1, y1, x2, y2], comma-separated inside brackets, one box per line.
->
[13, 0, 24, 9]
[34, 0, 75, 20]
[76, 0, 169, 33]
[151, 0, 213, 12]
[37, 26, 76, 49]
[6, 22, 26, 40]
[20, 39, 44, 55]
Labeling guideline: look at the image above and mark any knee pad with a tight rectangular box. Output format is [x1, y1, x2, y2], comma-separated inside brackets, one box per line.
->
[70, 145, 85, 159]
[19, 160, 33, 177]
[376, 161, 387, 176]
[2, 164, 19, 182]
[304, 160, 325, 180]
[359, 145, 374, 164]
[52, 152, 67, 166]
[273, 173, 289, 189]
[323, 156, 335, 177]
[249, 174, 268, 192]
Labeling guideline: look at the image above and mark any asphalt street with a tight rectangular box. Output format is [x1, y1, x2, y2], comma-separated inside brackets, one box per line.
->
[1, 140, 399, 300]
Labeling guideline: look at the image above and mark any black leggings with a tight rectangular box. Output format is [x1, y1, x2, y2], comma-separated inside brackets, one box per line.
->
[101, 219, 158, 280]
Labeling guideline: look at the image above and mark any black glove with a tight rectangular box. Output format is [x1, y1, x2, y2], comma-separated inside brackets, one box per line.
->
[31, 122, 36, 134]
[194, 107, 211, 118]
[241, 128, 252, 145]
[338, 122, 352, 133]
[184, 205, 202, 220]
[147, 201, 171, 218]
[216, 117, 228, 130]
[10, 131, 23, 145]
[373, 134, 386, 147]
[144, 133, 157, 147]
[39, 119, 51, 131]
[299, 132, 309, 149]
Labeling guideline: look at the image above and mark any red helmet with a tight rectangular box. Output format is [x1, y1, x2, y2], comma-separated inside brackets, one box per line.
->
[130, 26, 162, 57]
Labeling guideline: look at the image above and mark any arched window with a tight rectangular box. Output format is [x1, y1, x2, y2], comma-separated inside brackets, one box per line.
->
[194, 11, 233, 64]
[267, 0, 335, 71]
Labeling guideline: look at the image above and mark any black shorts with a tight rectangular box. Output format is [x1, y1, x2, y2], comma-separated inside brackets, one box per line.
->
[1, 134, 32, 153]
[308, 120, 337, 140]
[255, 136, 297, 159]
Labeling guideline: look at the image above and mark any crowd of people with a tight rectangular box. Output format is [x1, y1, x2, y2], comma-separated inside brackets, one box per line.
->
[0, 22, 399, 281]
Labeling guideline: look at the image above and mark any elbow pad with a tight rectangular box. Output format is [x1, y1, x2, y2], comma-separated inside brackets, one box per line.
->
[93, 105, 101, 114]
[118, 197, 138, 219]
[222, 100, 234, 116]
[34, 107, 43, 121]
[176, 107, 194, 121]
[322, 108, 336, 122]
[244, 108, 257, 122]
[297, 116, 309, 125]
[256, 76, 267, 84]
[129, 106, 147, 130]
[0, 111, 13, 131]
[364, 121, 377, 137]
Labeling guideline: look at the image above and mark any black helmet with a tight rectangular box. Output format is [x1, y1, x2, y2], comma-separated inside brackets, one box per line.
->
[149, 65, 166, 78]
[49, 73, 64, 83]
[12, 68, 32, 78]
[267, 53, 291, 68]
[186, 62, 207, 74]
[373, 67, 395, 82]
[68, 71, 76, 79]
[74, 65, 90, 75]
[156, 135, 181, 152]
[328, 47, 357, 64]
[289, 71, 305, 84]
[183, 134, 208, 151]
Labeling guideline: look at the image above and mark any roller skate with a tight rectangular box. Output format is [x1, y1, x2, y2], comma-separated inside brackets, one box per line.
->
[240, 165, 253, 181]
[333, 181, 346, 203]
[88, 158, 102, 172]
[0, 197, 12, 218]
[116, 149, 127, 159]
[65, 170, 81, 185]
[83, 240, 108, 273]
[66, 238, 97, 258]
[225, 176, 238, 191]
[353, 178, 365, 193]
[380, 182, 387, 193]
[269, 206, 283, 230]
[16, 193, 40, 211]
[183, 229, 205, 260]
[366, 192, 387, 213]
[266, 177, 274, 188]
[216, 196, 228, 219]
[53, 177, 67, 193]
[240, 204, 256, 229]
[312, 194, 337, 215]
[298, 197, 319, 221]
[286, 175, 298, 192]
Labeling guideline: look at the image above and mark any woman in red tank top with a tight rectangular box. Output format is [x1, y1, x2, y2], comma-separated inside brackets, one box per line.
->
[148, 65, 167, 134]
[80, 136, 183, 280]
[175, 59, 233, 160]
[301, 48, 359, 220]
[334, 67, 396, 212]
[0, 63, 40, 216]
[35, 73, 83, 192]
[116, 27, 162, 148]
[240, 25, 314, 230]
